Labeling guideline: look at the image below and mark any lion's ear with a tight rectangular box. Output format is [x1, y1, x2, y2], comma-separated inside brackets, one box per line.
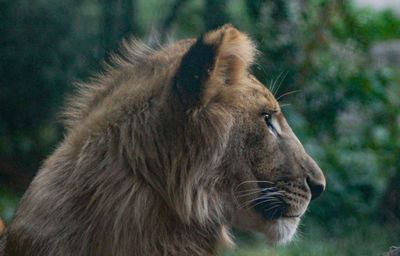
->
[174, 24, 256, 107]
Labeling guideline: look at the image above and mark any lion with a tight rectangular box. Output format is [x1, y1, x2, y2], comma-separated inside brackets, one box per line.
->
[0, 24, 325, 256]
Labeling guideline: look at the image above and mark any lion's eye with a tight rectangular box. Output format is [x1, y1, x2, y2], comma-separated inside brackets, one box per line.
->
[263, 113, 272, 127]
[263, 113, 278, 136]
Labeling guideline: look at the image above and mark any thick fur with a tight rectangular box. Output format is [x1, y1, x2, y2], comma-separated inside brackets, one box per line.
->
[0, 219, 4, 237]
[0, 24, 325, 256]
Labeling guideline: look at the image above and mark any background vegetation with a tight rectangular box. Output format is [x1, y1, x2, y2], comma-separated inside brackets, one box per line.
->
[1, 0, 399, 255]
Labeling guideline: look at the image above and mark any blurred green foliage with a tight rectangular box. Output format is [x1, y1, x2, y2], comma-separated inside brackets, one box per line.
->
[0, 184, 20, 224]
[0, 0, 399, 254]
[222, 222, 396, 256]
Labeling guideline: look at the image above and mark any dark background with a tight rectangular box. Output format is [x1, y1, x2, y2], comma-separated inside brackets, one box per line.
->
[1, 0, 399, 255]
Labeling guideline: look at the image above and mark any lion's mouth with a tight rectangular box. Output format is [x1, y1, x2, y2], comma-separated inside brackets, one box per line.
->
[252, 185, 288, 220]
[250, 182, 308, 221]
[253, 198, 288, 220]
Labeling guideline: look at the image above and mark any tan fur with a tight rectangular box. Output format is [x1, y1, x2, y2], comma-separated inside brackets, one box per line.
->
[0, 219, 4, 237]
[1, 25, 325, 256]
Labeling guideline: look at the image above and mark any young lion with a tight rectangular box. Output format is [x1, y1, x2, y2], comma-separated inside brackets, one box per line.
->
[0, 24, 325, 256]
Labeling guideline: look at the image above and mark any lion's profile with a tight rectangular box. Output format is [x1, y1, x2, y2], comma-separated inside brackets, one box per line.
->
[0, 24, 325, 256]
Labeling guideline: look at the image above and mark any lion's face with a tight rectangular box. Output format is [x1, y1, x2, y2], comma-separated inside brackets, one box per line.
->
[173, 24, 325, 245]
[224, 74, 325, 244]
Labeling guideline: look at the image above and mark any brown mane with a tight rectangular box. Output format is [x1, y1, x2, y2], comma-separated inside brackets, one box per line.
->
[1, 25, 256, 256]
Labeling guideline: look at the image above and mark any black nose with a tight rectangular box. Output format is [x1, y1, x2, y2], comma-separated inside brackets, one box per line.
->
[307, 176, 325, 200]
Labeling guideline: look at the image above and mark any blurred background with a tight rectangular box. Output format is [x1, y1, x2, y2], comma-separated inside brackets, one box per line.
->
[0, 0, 399, 255]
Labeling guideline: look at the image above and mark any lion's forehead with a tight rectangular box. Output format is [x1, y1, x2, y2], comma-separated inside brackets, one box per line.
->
[229, 76, 280, 112]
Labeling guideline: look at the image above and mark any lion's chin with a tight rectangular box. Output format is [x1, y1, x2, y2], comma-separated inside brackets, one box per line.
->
[232, 210, 300, 245]
[262, 217, 300, 245]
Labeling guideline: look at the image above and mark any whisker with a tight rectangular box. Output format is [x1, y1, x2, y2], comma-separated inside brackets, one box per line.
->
[234, 180, 273, 191]
[279, 103, 291, 109]
[239, 193, 284, 210]
[262, 202, 283, 212]
[237, 180, 273, 185]
[271, 206, 280, 218]
[236, 187, 276, 195]
[276, 89, 301, 101]
[236, 191, 267, 198]
[237, 190, 284, 201]
[270, 72, 283, 95]
[247, 199, 282, 212]
[239, 198, 267, 211]
[273, 71, 288, 96]
[236, 188, 282, 199]
[254, 62, 268, 81]
[242, 196, 280, 206]
[238, 189, 286, 211]
[239, 195, 276, 208]
[236, 188, 266, 194]
[231, 181, 272, 206]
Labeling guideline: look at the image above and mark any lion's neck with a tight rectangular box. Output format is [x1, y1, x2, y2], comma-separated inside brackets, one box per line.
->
[56, 106, 232, 255]
[124, 180, 230, 255]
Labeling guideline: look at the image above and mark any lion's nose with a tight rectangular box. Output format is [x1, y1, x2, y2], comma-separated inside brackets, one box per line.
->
[304, 154, 326, 200]
[306, 176, 325, 200]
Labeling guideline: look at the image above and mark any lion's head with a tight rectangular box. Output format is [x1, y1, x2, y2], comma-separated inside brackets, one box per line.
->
[2, 24, 325, 256]
[169, 24, 326, 245]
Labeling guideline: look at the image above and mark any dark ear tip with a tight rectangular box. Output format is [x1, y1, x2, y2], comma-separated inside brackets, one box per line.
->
[173, 34, 218, 107]
[174, 24, 255, 108]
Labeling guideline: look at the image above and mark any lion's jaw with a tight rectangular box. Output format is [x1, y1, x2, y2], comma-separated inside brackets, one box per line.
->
[263, 217, 300, 245]
[231, 207, 301, 245]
